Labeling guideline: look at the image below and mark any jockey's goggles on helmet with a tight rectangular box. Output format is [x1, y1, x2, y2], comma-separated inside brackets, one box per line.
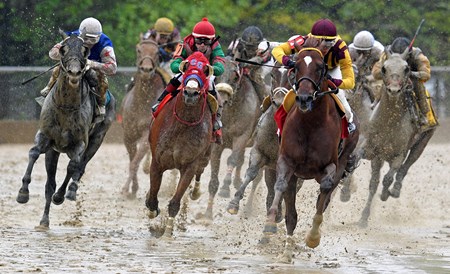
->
[322, 38, 336, 49]
[195, 37, 211, 46]
[83, 33, 100, 45]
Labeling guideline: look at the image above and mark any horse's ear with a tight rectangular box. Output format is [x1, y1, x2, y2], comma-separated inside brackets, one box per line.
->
[400, 46, 410, 60]
[205, 64, 214, 78]
[179, 60, 188, 73]
[58, 28, 68, 40]
[385, 45, 393, 58]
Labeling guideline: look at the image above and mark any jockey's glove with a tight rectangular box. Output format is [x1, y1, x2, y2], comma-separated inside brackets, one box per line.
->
[282, 56, 295, 69]
[327, 74, 342, 87]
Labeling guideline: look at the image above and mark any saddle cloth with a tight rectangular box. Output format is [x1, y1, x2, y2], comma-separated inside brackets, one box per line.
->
[153, 92, 218, 119]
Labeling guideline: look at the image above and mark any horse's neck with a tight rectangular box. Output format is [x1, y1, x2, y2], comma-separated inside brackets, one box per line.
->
[53, 75, 84, 106]
[135, 72, 163, 94]
[174, 93, 207, 120]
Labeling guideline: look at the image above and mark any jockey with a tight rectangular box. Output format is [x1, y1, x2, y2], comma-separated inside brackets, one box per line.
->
[348, 30, 384, 78]
[372, 37, 432, 128]
[125, 17, 181, 93]
[151, 17, 226, 144]
[272, 18, 357, 134]
[40, 17, 117, 123]
[228, 26, 274, 102]
[143, 17, 181, 68]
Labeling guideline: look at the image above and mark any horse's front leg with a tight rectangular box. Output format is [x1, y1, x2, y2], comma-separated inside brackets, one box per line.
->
[53, 159, 78, 204]
[164, 167, 196, 238]
[63, 143, 86, 201]
[219, 137, 247, 198]
[277, 175, 299, 264]
[380, 156, 404, 201]
[36, 149, 60, 230]
[17, 132, 50, 204]
[263, 156, 294, 236]
[204, 146, 223, 220]
[123, 138, 149, 199]
[146, 160, 163, 219]
[359, 157, 383, 227]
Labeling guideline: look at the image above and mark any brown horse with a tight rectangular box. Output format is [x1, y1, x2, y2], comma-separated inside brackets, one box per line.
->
[358, 47, 437, 227]
[263, 45, 359, 263]
[200, 56, 262, 220]
[121, 36, 166, 199]
[146, 52, 214, 237]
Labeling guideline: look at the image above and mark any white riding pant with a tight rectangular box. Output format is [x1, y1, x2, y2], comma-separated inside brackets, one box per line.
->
[328, 67, 354, 123]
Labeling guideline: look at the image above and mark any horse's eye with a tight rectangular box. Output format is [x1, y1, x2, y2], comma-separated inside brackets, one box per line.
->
[404, 66, 410, 74]
[381, 66, 386, 74]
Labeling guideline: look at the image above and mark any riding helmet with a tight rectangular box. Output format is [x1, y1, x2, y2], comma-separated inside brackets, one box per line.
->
[192, 17, 215, 39]
[310, 18, 337, 39]
[391, 37, 411, 53]
[241, 26, 264, 46]
[353, 30, 375, 51]
[79, 17, 102, 36]
[154, 17, 174, 35]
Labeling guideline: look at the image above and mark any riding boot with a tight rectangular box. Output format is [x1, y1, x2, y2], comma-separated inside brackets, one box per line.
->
[210, 88, 223, 145]
[414, 81, 430, 126]
[40, 65, 60, 96]
[151, 77, 181, 113]
[336, 89, 356, 134]
[94, 72, 107, 123]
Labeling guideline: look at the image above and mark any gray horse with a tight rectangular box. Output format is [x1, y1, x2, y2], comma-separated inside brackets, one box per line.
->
[201, 56, 262, 220]
[16, 31, 116, 229]
[358, 47, 436, 227]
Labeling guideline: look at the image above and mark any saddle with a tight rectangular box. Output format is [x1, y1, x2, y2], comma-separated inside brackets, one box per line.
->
[274, 89, 348, 139]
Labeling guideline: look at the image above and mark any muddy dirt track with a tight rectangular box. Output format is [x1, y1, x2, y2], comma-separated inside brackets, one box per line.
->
[0, 122, 449, 273]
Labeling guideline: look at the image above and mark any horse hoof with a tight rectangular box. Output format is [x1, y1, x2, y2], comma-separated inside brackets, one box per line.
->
[305, 233, 321, 248]
[52, 194, 65, 205]
[276, 251, 293, 264]
[340, 188, 351, 202]
[218, 187, 230, 198]
[147, 208, 160, 219]
[65, 191, 77, 201]
[358, 219, 368, 229]
[226, 202, 239, 215]
[16, 190, 30, 204]
[380, 190, 390, 201]
[190, 189, 201, 201]
[258, 234, 272, 245]
[390, 189, 400, 198]
[263, 222, 277, 234]
[34, 224, 50, 231]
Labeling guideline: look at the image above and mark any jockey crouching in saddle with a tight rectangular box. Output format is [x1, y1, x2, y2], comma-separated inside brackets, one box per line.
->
[40, 17, 117, 123]
[228, 26, 275, 103]
[348, 30, 384, 103]
[152, 17, 226, 144]
[125, 17, 181, 92]
[272, 18, 357, 134]
[372, 37, 436, 130]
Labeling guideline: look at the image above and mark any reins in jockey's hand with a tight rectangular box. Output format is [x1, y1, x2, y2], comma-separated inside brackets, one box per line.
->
[21, 63, 59, 85]
[235, 57, 282, 68]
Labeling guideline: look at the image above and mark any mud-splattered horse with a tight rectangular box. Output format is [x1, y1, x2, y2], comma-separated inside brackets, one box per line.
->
[121, 36, 166, 199]
[263, 43, 359, 263]
[16, 30, 116, 229]
[146, 52, 215, 237]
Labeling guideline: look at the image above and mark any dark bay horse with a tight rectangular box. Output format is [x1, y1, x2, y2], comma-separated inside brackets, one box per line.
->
[146, 52, 214, 237]
[227, 63, 295, 219]
[358, 47, 436, 227]
[200, 56, 261, 220]
[16, 31, 116, 229]
[121, 36, 167, 199]
[263, 45, 359, 263]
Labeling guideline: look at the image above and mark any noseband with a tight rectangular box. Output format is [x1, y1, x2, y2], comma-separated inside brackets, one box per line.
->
[137, 39, 160, 74]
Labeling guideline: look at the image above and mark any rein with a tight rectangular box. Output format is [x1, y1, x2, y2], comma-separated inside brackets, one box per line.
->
[172, 91, 208, 126]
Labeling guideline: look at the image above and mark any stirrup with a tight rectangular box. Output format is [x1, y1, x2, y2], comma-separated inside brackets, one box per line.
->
[152, 102, 160, 113]
[40, 86, 50, 97]
[214, 129, 223, 145]
[348, 122, 356, 134]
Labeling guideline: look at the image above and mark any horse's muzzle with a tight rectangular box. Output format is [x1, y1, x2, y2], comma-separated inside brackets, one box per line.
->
[296, 94, 313, 112]
[183, 90, 201, 106]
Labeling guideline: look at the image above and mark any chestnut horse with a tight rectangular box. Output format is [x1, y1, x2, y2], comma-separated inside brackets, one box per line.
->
[146, 52, 214, 237]
[121, 36, 167, 199]
[263, 45, 359, 263]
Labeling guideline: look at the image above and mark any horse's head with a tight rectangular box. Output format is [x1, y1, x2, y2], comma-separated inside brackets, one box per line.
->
[270, 63, 291, 107]
[179, 52, 213, 106]
[215, 56, 241, 105]
[59, 29, 90, 88]
[135, 34, 160, 76]
[381, 46, 411, 97]
[293, 38, 328, 112]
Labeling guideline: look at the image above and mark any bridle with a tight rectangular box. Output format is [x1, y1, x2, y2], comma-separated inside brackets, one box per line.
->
[137, 39, 160, 75]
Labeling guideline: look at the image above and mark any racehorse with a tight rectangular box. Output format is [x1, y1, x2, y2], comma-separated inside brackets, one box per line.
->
[200, 56, 261, 220]
[262, 41, 359, 263]
[16, 30, 116, 229]
[358, 47, 436, 227]
[226, 63, 293, 219]
[146, 52, 215, 237]
[121, 35, 167, 199]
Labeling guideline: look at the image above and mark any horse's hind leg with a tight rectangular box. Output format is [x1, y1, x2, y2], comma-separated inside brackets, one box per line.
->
[359, 158, 383, 228]
[204, 147, 223, 220]
[146, 160, 163, 219]
[391, 129, 435, 198]
[17, 133, 50, 204]
[122, 138, 149, 199]
[37, 149, 59, 230]
[219, 139, 247, 198]
[243, 169, 263, 217]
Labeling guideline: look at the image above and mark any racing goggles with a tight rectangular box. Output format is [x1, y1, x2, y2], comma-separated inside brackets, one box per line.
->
[194, 37, 212, 45]
[83, 33, 100, 45]
[321, 38, 336, 49]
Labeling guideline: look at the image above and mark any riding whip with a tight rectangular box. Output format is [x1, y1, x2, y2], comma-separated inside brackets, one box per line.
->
[408, 19, 425, 51]
[21, 63, 59, 85]
[235, 57, 282, 68]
